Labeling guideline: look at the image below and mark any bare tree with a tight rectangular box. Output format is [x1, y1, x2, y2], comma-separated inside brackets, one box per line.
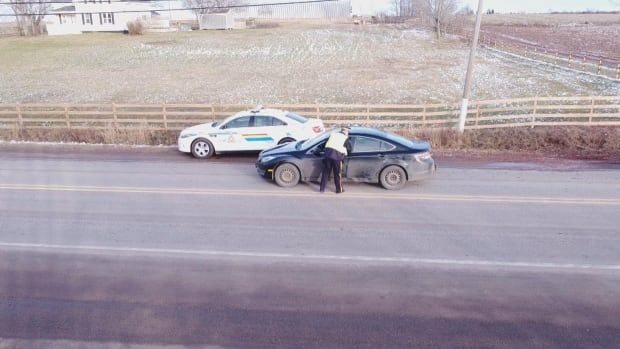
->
[391, 0, 417, 17]
[182, 0, 239, 23]
[422, 0, 458, 39]
[9, 0, 50, 36]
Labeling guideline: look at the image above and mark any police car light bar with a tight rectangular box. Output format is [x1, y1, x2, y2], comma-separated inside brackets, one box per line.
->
[251, 105, 264, 113]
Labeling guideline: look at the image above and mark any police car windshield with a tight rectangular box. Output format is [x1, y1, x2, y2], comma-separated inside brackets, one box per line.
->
[298, 131, 331, 150]
[285, 112, 308, 123]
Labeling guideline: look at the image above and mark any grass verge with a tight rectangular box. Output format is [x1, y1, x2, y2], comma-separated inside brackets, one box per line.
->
[1, 126, 618, 160]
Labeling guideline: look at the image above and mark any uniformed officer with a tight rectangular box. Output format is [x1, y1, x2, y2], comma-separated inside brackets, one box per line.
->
[319, 127, 352, 193]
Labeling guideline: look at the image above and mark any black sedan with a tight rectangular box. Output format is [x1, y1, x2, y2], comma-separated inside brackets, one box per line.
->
[256, 127, 436, 190]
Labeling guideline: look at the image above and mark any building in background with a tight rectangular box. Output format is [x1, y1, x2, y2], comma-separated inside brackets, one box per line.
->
[232, 0, 351, 19]
[45, 0, 167, 35]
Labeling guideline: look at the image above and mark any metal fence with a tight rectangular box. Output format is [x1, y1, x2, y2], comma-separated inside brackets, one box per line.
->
[0, 96, 618, 131]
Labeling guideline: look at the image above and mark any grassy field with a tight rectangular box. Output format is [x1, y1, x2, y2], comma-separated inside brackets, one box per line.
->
[0, 22, 618, 105]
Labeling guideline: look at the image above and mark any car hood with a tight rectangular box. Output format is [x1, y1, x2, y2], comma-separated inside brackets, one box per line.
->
[260, 141, 299, 156]
[182, 123, 217, 134]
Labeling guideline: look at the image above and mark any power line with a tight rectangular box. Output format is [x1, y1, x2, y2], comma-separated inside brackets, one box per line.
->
[1, 0, 169, 4]
[1, 0, 340, 16]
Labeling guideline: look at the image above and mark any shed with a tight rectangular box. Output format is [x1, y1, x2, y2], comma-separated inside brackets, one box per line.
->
[199, 9, 234, 30]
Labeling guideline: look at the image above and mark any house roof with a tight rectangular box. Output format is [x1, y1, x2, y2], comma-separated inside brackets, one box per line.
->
[50, 5, 76, 12]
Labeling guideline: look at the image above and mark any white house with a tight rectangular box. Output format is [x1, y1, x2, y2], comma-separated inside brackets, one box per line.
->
[45, 0, 166, 35]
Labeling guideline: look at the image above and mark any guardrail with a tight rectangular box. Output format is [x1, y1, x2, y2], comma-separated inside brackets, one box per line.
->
[0, 96, 618, 131]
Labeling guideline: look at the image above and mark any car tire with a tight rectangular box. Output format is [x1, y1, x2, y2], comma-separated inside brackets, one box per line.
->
[380, 165, 407, 190]
[278, 137, 296, 145]
[191, 139, 214, 159]
[274, 163, 301, 188]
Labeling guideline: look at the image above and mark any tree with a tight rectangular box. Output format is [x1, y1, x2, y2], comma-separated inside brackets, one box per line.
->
[391, 0, 416, 17]
[182, 0, 239, 24]
[421, 0, 459, 39]
[9, 0, 50, 36]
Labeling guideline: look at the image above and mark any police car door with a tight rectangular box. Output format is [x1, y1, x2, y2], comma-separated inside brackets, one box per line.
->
[217, 115, 253, 151]
[249, 115, 286, 150]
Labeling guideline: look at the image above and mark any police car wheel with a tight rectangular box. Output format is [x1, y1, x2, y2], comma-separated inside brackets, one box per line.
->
[191, 139, 214, 159]
[278, 137, 296, 145]
[274, 163, 300, 187]
[380, 165, 407, 190]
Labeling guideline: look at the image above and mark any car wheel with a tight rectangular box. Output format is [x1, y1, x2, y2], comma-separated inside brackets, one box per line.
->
[274, 163, 300, 187]
[380, 165, 407, 190]
[191, 139, 214, 159]
[278, 137, 296, 145]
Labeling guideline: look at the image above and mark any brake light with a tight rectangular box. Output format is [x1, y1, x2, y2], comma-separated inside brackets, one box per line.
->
[312, 126, 324, 133]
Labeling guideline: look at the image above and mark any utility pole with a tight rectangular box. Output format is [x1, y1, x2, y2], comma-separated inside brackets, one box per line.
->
[458, 0, 484, 133]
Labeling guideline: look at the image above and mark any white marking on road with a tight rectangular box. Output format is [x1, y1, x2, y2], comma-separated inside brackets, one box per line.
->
[0, 183, 619, 205]
[1, 242, 619, 272]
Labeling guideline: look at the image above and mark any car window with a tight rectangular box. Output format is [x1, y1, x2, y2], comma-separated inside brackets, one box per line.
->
[221, 116, 252, 129]
[254, 116, 287, 127]
[351, 136, 396, 153]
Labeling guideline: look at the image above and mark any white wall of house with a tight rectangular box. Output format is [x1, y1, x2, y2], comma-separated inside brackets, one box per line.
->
[45, 0, 157, 35]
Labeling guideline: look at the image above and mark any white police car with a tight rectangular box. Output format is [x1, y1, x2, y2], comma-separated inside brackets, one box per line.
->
[178, 106, 325, 159]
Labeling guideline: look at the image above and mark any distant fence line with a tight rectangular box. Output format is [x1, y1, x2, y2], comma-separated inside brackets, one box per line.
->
[0, 96, 619, 131]
[478, 33, 620, 80]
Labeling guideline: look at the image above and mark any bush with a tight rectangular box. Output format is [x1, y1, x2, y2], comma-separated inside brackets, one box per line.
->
[127, 20, 145, 35]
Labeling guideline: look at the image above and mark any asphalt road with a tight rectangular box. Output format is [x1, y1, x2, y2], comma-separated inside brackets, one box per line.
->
[1, 144, 619, 348]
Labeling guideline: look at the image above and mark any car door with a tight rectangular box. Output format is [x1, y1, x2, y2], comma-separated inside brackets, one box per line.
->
[250, 115, 289, 149]
[345, 136, 396, 181]
[301, 140, 328, 181]
[218, 116, 253, 151]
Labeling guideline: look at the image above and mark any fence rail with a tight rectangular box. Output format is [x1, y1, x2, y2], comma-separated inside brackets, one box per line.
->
[0, 96, 619, 131]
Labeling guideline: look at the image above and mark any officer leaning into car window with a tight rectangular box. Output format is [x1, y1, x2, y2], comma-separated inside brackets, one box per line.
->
[320, 127, 352, 194]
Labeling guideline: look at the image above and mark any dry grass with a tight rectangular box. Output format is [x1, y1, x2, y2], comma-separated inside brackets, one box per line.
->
[1, 126, 619, 159]
[401, 126, 620, 159]
[0, 127, 178, 145]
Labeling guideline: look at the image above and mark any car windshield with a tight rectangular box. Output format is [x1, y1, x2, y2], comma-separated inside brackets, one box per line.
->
[285, 112, 308, 123]
[297, 131, 331, 150]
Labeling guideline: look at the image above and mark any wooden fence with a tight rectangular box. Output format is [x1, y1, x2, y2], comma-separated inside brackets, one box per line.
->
[0, 96, 619, 131]
[479, 33, 620, 80]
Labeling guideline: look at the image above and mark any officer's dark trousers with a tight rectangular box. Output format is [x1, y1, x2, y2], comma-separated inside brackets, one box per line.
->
[319, 157, 343, 193]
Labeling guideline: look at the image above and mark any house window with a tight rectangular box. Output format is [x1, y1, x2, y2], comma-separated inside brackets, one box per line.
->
[82, 13, 93, 25]
[102, 13, 114, 24]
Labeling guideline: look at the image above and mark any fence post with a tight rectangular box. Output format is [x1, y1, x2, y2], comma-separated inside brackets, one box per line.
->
[589, 98, 595, 124]
[422, 106, 427, 124]
[315, 105, 320, 120]
[162, 104, 168, 130]
[617, 63, 620, 80]
[597, 58, 602, 75]
[531, 97, 538, 128]
[16, 104, 22, 129]
[210, 104, 215, 122]
[64, 105, 70, 128]
[555, 51, 559, 65]
[112, 103, 118, 129]
[366, 105, 370, 125]
[568, 53, 572, 67]
[475, 103, 480, 126]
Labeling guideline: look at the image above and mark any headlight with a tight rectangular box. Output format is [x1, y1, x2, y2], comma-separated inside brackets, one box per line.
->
[261, 156, 276, 163]
[180, 133, 198, 139]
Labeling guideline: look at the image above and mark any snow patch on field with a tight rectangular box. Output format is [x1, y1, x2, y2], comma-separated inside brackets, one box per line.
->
[0, 26, 617, 105]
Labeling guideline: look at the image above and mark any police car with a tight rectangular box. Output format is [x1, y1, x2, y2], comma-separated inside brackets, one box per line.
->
[178, 107, 325, 159]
